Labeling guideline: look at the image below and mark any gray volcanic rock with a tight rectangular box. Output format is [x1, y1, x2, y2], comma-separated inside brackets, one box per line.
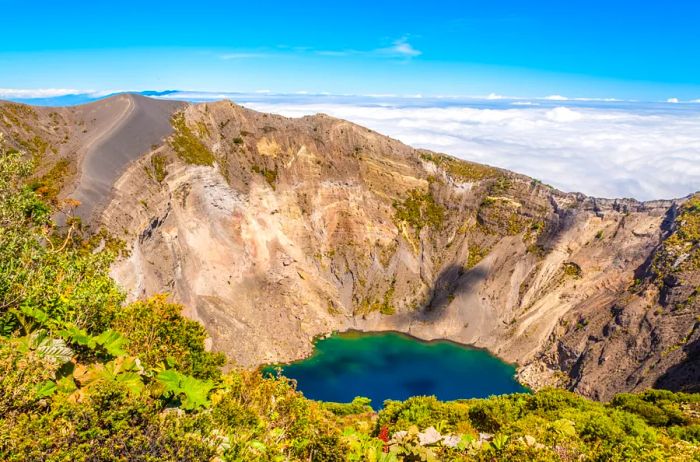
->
[0, 93, 183, 222]
[69, 94, 184, 222]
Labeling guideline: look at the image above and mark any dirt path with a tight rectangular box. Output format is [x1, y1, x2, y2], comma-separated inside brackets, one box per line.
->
[70, 94, 185, 223]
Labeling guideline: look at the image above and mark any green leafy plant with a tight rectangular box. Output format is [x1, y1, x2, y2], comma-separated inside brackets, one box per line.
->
[156, 368, 215, 410]
[112, 294, 225, 379]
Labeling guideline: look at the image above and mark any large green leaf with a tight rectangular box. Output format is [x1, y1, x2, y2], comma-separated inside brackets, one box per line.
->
[36, 337, 73, 364]
[17, 330, 48, 352]
[59, 326, 128, 357]
[179, 374, 214, 410]
[16, 330, 73, 364]
[550, 418, 577, 437]
[19, 305, 50, 324]
[34, 380, 57, 399]
[109, 356, 144, 375]
[72, 356, 145, 398]
[115, 372, 145, 396]
[156, 369, 182, 394]
[94, 329, 128, 357]
[156, 369, 214, 410]
[59, 325, 96, 348]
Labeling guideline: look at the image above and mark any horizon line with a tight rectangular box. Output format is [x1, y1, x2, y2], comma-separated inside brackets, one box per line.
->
[2, 88, 700, 105]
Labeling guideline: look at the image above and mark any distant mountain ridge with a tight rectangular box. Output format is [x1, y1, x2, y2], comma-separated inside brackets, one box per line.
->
[1, 89, 180, 107]
[0, 94, 697, 400]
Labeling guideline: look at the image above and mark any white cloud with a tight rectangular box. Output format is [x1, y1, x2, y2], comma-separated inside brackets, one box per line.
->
[0, 88, 127, 99]
[315, 37, 422, 59]
[380, 37, 422, 58]
[667, 97, 680, 103]
[242, 99, 700, 201]
[167, 91, 236, 100]
[0, 88, 82, 98]
[221, 37, 423, 61]
[545, 107, 583, 123]
[5, 88, 696, 201]
[544, 95, 568, 101]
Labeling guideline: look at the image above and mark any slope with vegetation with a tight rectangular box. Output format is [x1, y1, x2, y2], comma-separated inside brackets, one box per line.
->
[98, 99, 697, 401]
[1, 134, 700, 460]
[1, 95, 698, 403]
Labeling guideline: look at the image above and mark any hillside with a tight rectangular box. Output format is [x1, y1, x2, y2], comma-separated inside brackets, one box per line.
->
[0, 94, 698, 402]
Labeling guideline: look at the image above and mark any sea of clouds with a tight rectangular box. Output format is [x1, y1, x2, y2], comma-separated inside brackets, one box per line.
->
[3, 89, 699, 201]
[238, 97, 700, 201]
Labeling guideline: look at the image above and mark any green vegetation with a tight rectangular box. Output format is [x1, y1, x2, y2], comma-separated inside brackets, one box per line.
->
[149, 153, 168, 183]
[30, 157, 73, 204]
[194, 121, 210, 138]
[356, 282, 396, 316]
[111, 295, 225, 379]
[420, 151, 500, 182]
[367, 391, 700, 460]
[20, 135, 52, 161]
[489, 177, 512, 195]
[527, 243, 547, 258]
[393, 188, 445, 234]
[675, 287, 699, 312]
[653, 195, 700, 278]
[1, 139, 699, 460]
[524, 220, 546, 242]
[379, 282, 397, 315]
[170, 113, 215, 166]
[0, 141, 346, 461]
[378, 240, 398, 267]
[466, 243, 489, 270]
[562, 262, 583, 279]
[251, 164, 278, 189]
[0, 103, 38, 133]
[478, 196, 530, 236]
[323, 396, 374, 416]
[669, 196, 700, 248]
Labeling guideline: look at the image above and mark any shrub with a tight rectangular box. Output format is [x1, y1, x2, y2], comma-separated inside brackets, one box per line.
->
[467, 394, 527, 433]
[393, 188, 445, 234]
[112, 295, 225, 380]
[378, 396, 472, 434]
[323, 397, 374, 416]
[150, 154, 168, 182]
[170, 113, 215, 166]
[420, 151, 500, 182]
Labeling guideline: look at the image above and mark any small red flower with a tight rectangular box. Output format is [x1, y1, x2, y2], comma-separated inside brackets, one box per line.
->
[378, 425, 390, 453]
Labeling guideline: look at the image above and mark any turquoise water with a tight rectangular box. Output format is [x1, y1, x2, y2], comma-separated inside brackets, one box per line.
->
[266, 331, 527, 408]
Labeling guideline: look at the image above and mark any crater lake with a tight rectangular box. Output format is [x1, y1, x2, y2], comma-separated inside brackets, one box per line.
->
[265, 331, 528, 408]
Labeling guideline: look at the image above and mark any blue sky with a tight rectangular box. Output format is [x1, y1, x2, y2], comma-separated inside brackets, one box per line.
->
[1, 0, 699, 100]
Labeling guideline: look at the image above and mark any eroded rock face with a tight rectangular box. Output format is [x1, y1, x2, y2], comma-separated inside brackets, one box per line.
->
[2, 96, 698, 400]
[530, 198, 700, 400]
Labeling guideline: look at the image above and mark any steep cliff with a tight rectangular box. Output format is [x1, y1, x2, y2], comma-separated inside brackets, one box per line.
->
[1, 94, 697, 400]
